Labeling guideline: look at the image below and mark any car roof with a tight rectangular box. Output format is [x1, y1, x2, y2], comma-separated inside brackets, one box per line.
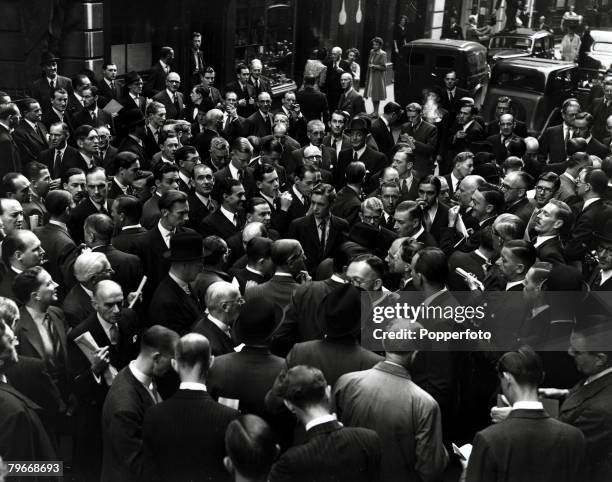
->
[491, 28, 553, 39]
[407, 38, 487, 53]
[492, 58, 575, 75]
[590, 29, 612, 42]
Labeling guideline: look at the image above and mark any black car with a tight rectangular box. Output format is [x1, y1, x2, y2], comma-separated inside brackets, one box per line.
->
[487, 28, 555, 65]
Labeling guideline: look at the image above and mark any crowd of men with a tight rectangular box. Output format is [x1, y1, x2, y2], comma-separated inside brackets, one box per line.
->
[1, 40, 612, 482]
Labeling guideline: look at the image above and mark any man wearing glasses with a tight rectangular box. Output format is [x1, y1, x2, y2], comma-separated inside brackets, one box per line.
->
[245, 92, 274, 138]
[500, 170, 535, 225]
[152, 72, 184, 121]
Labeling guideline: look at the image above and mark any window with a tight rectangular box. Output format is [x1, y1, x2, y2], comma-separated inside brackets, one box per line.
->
[434, 55, 455, 69]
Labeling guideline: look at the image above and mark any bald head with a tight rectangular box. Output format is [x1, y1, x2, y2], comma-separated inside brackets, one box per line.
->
[242, 221, 266, 244]
[174, 333, 212, 373]
[92, 279, 124, 323]
[205, 281, 241, 313]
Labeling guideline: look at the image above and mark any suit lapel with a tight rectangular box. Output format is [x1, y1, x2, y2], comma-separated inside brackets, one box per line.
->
[18, 308, 46, 359]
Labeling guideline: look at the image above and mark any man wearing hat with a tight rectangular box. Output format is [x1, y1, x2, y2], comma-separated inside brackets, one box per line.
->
[268, 365, 382, 481]
[119, 72, 147, 115]
[116, 108, 148, 167]
[148, 230, 204, 336]
[30, 52, 73, 112]
[336, 117, 387, 187]
[286, 284, 383, 386]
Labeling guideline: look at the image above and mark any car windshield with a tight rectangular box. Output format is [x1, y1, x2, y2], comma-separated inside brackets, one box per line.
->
[490, 36, 533, 51]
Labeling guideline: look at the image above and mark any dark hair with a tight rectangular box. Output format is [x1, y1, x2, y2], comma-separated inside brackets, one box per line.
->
[153, 161, 179, 181]
[503, 240, 537, 273]
[83, 85, 99, 97]
[478, 184, 505, 214]
[383, 101, 402, 116]
[45, 189, 72, 217]
[399, 238, 424, 263]
[73, 124, 96, 143]
[497, 346, 544, 387]
[395, 200, 423, 223]
[261, 138, 283, 156]
[246, 236, 272, 265]
[245, 197, 269, 215]
[12, 266, 44, 305]
[158, 190, 188, 211]
[102, 61, 116, 70]
[50, 87, 68, 100]
[112, 195, 142, 224]
[225, 415, 278, 479]
[61, 167, 85, 186]
[114, 151, 140, 172]
[568, 151, 590, 169]
[507, 138, 526, 157]
[160, 46, 174, 58]
[413, 247, 448, 285]
[351, 253, 385, 279]
[575, 111, 594, 129]
[253, 163, 277, 183]
[418, 174, 441, 195]
[203, 235, 227, 265]
[84, 213, 114, 243]
[2, 231, 30, 267]
[310, 183, 336, 206]
[567, 138, 588, 156]
[218, 177, 243, 199]
[584, 168, 609, 196]
[537, 171, 560, 193]
[345, 161, 367, 184]
[303, 76, 316, 87]
[18, 97, 39, 113]
[158, 130, 178, 147]
[175, 145, 198, 163]
[271, 365, 328, 409]
[0, 172, 21, 197]
[503, 156, 525, 172]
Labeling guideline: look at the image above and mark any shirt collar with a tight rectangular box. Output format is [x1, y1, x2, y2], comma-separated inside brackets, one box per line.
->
[353, 145, 367, 158]
[158, 220, 173, 240]
[169, 271, 190, 294]
[113, 177, 128, 193]
[122, 224, 143, 230]
[422, 287, 448, 306]
[260, 192, 275, 206]
[305, 413, 337, 432]
[24, 119, 38, 130]
[462, 120, 474, 132]
[166, 88, 176, 99]
[380, 116, 390, 128]
[208, 314, 231, 336]
[220, 205, 236, 223]
[583, 197, 600, 210]
[179, 381, 207, 391]
[409, 225, 425, 241]
[81, 284, 93, 299]
[585, 366, 612, 385]
[97, 312, 116, 340]
[562, 171, 576, 183]
[52, 107, 65, 119]
[49, 219, 68, 230]
[195, 191, 212, 206]
[159, 59, 168, 70]
[228, 163, 240, 180]
[506, 279, 524, 291]
[330, 274, 346, 284]
[292, 184, 305, 203]
[129, 360, 153, 387]
[512, 401, 544, 410]
[246, 266, 264, 276]
[179, 171, 190, 187]
[534, 234, 556, 247]
[600, 269, 612, 286]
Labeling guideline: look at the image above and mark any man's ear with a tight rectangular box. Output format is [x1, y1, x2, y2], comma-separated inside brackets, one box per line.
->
[283, 399, 295, 413]
[223, 456, 233, 474]
[171, 358, 178, 374]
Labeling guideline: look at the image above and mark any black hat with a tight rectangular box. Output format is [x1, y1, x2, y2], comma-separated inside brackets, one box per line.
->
[316, 284, 362, 338]
[124, 71, 142, 86]
[345, 117, 369, 133]
[119, 108, 145, 129]
[234, 297, 283, 345]
[163, 231, 204, 262]
[40, 51, 60, 66]
[348, 222, 379, 252]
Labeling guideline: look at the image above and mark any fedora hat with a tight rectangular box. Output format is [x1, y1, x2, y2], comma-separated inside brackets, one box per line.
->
[345, 117, 369, 133]
[119, 108, 145, 129]
[40, 51, 60, 66]
[348, 221, 379, 252]
[163, 231, 204, 262]
[124, 71, 142, 86]
[234, 297, 283, 345]
[316, 284, 362, 338]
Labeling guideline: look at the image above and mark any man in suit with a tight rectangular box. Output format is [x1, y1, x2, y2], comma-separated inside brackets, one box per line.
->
[443, 102, 484, 174]
[13, 98, 49, 163]
[71, 85, 114, 132]
[143, 101, 165, 160]
[192, 281, 241, 355]
[0, 230, 46, 300]
[244, 92, 274, 138]
[66, 73, 92, 120]
[443, 151, 475, 199]
[41, 88, 73, 139]
[371, 101, 401, 160]
[268, 365, 381, 481]
[39, 121, 82, 179]
[226, 63, 256, 118]
[229, 234, 273, 290]
[323, 110, 351, 161]
[187, 164, 217, 233]
[587, 80, 612, 141]
[0, 102, 22, 178]
[322, 46, 351, 115]
[389, 147, 419, 202]
[574, 111, 610, 159]
[485, 96, 528, 138]
[440, 71, 468, 113]
[296, 75, 329, 125]
[198, 66, 224, 109]
[119, 72, 147, 115]
[336, 117, 387, 187]
[85, 213, 144, 294]
[152, 72, 185, 120]
[29, 51, 73, 111]
[68, 279, 140, 480]
[142, 333, 240, 482]
[334, 318, 449, 482]
[467, 348, 585, 482]
[72, 124, 102, 172]
[0, 315, 57, 464]
[248, 58, 272, 96]
[97, 62, 122, 107]
[220, 92, 247, 144]
[193, 108, 224, 157]
[144, 46, 174, 97]
[285, 164, 315, 221]
[486, 113, 524, 163]
[565, 168, 612, 263]
[393, 199, 438, 246]
[188, 32, 206, 86]
[288, 184, 348, 273]
[108, 151, 139, 199]
[291, 120, 335, 175]
[332, 161, 365, 225]
[110, 194, 147, 255]
[252, 163, 292, 235]
[141, 162, 179, 229]
[201, 177, 246, 239]
[68, 167, 111, 245]
[101, 325, 178, 482]
[275, 91, 308, 145]
[13, 267, 69, 399]
[148, 231, 204, 335]
[338, 72, 366, 118]
[399, 102, 438, 178]
[531, 199, 571, 265]
[538, 98, 581, 164]
[502, 170, 536, 225]
[417, 175, 449, 244]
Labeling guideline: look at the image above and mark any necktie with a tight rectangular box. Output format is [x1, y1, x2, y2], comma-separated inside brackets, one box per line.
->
[353, 151, 359, 162]
[99, 204, 109, 215]
[319, 220, 327, 252]
[110, 80, 116, 95]
[565, 128, 572, 144]
[91, 110, 97, 124]
[173, 94, 180, 112]
[49, 79, 54, 89]
[109, 323, 119, 346]
[149, 381, 162, 403]
[54, 150, 63, 175]
[232, 213, 238, 227]
[42, 314, 59, 357]
[35, 123, 43, 141]
[449, 91, 454, 104]
[237, 169, 244, 183]
[401, 179, 408, 196]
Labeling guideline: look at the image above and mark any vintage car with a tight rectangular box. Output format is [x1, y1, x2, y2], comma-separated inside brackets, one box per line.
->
[482, 58, 579, 137]
[487, 28, 555, 65]
[579, 29, 612, 71]
[395, 38, 488, 106]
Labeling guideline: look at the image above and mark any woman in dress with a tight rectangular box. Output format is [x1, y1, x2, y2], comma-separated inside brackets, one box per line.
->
[393, 15, 409, 61]
[364, 37, 387, 117]
[346, 48, 360, 90]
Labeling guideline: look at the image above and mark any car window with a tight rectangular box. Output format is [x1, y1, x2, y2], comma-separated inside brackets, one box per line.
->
[490, 36, 532, 51]
[534, 39, 544, 54]
[490, 69, 544, 93]
[410, 52, 426, 66]
[467, 51, 486, 75]
[434, 55, 455, 69]
[592, 42, 612, 53]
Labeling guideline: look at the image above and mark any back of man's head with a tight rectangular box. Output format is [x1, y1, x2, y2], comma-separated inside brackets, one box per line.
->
[497, 346, 544, 388]
[270, 365, 328, 410]
[140, 325, 179, 357]
[174, 333, 212, 374]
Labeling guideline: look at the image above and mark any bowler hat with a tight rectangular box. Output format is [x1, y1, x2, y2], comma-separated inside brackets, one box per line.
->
[348, 222, 379, 252]
[345, 117, 369, 133]
[234, 297, 283, 345]
[124, 71, 142, 86]
[316, 284, 362, 338]
[40, 51, 60, 66]
[163, 231, 204, 262]
[119, 108, 145, 129]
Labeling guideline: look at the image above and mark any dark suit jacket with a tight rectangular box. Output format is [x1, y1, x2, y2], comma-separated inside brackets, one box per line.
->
[111, 226, 148, 256]
[140, 194, 161, 230]
[0, 124, 22, 179]
[199, 207, 241, 239]
[61, 283, 94, 328]
[35, 222, 79, 294]
[193, 128, 220, 158]
[486, 133, 523, 163]
[13, 120, 49, 163]
[336, 146, 388, 187]
[191, 315, 236, 356]
[101, 366, 156, 482]
[296, 86, 330, 124]
[68, 197, 111, 245]
[559, 372, 612, 482]
[92, 244, 143, 293]
[398, 119, 439, 175]
[97, 78, 123, 105]
[338, 89, 367, 117]
[118, 95, 147, 115]
[247, 76, 272, 96]
[244, 110, 273, 138]
[226, 80, 256, 117]
[71, 107, 114, 132]
[322, 59, 352, 109]
[245, 274, 300, 334]
[331, 185, 362, 225]
[142, 389, 239, 482]
[535, 236, 565, 264]
[212, 165, 256, 199]
[425, 202, 450, 244]
[565, 199, 612, 262]
[149, 275, 201, 336]
[230, 266, 268, 293]
[30, 75, 73, 109]
[444, 122, 485, 171]
[505, 197, 535, 226]
[152, 90, 185, 120]
[186, 193, 214, 233]
[41, 107, 73, 136]
[538, 124, 567, 164]
[586, 136, 610, 159]
[143, 62, 168, 97]
[588, 97, 612, 141]
[370, 118, 395, 160]
[0, 268, 17, 301]
[467, 409, 585, 482]
[117, 136, 148, 167]
[288, 214, 348, 273]
[38, 145, 83, 178]
[100, 145, 119, 175]
[439, 86, 469, 112]
[269, 420, 381, 482]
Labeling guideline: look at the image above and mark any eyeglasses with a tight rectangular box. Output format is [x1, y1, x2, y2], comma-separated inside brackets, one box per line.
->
[224, 297, 245, 306]
[499, 183, 520, 191]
